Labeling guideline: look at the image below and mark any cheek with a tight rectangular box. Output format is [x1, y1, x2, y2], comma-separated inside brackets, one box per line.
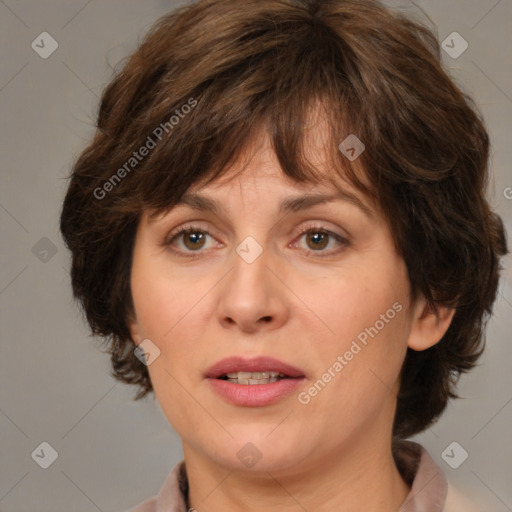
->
[130, 250, 229, 377]
[295, 297, 410, 440]
[131, 256, 206, 342]
[298, 265, 409, 349]
[131, 265, 211, 432]
[296, 263, 411, 404]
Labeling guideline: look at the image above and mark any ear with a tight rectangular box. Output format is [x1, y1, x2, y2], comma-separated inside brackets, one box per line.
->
[127, 314, 143, 347]
[407, 296, 456, 351]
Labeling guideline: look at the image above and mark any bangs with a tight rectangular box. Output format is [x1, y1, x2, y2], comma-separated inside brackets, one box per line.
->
[102, 3, 376, 218]
[144, 98, 375, 222]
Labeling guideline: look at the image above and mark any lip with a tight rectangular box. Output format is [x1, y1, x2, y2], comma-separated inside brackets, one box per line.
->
[205, 356, 306, 407]
[205, 356, 305, 379]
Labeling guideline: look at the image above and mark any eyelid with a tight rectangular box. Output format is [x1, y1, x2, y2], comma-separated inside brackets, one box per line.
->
[291, 221, 350, 243]
[289, 221, 350, 257]
[165, 222, 212, 243]
[163, 221, 350, 258]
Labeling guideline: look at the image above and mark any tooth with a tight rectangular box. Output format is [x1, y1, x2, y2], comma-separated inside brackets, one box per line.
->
[221, 370, 292, 380]
[223, 372, 289, 384]
[250, 378, 272, 384]
[249, 372, 267, 379]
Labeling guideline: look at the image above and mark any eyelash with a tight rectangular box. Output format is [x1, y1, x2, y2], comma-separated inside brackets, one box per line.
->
[164, 222, 349, 259]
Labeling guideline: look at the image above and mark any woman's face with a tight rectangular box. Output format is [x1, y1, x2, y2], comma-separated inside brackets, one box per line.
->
[129, 128, 432, 476]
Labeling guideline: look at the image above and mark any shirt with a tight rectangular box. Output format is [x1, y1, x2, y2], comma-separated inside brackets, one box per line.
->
[126, 441, 478, 512]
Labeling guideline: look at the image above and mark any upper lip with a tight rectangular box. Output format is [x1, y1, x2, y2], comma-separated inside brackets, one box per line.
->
[205, 356, 305, 379]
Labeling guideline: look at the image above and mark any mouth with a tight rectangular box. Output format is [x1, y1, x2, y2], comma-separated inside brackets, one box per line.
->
[205, 356, 305, 384]
[205, 356, 306, 407]
[216, 371, 295, 385]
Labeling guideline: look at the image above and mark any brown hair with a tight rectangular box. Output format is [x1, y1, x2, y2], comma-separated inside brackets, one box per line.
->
[60, 0, 507, 439]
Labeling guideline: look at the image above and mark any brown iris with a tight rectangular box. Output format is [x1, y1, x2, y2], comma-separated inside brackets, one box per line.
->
[306, 231, 329, 251]
[183, 231, 206, 251]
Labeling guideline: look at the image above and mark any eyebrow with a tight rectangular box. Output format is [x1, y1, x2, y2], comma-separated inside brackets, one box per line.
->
[278, 191, 373, 218]
[151, 190, 374, 221]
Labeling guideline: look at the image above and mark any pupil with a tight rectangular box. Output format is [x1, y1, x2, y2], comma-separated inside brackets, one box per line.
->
[308, 232, 328, 250]
[185, 232, 205, 250]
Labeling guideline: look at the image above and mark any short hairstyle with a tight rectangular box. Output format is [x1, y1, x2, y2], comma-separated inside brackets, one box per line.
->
[60, 0, 507, 439]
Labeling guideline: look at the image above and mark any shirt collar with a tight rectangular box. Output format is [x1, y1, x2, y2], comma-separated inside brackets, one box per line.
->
[395, 440, 448, 511]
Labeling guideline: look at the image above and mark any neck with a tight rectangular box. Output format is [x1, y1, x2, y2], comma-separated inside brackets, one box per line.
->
[183, 433, 410, 512]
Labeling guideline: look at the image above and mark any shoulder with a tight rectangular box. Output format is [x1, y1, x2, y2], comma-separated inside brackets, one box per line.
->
[443, 483, 482, 512]
[123, 459, 189, 512]
[396, 441, 484, 512]
[124, 497, 157, 512]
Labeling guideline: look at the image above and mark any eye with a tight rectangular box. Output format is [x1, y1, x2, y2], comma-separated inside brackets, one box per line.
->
[292, 223, 349, 257]
[164, 222, 349, 258]
[164, 224, 220, 257]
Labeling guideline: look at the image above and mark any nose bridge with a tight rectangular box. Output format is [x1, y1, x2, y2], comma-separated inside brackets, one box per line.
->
[216, 233, 288, 331]
[229, 235, 271, 301]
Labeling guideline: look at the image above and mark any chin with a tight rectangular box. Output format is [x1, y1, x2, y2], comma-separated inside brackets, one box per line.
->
[210, 430, 308, 473]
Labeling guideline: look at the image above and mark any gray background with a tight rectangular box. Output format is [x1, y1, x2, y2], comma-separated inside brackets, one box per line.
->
[0, 1, 511, 511]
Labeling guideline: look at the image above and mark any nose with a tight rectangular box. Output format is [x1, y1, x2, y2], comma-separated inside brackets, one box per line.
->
[216, 242, 290, 334]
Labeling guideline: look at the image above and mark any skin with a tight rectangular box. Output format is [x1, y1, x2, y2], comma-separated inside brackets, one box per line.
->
[128, 116, 455, 511]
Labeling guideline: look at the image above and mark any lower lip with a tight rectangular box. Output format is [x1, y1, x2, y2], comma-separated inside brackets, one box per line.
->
[207, 378, 306, 407]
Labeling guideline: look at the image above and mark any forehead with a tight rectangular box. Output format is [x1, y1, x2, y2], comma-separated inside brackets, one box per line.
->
[147, 105, 381, 222]
[190, 115, 367, 192]
[147, 160, 377, 230]
[189, 121, 376, 208]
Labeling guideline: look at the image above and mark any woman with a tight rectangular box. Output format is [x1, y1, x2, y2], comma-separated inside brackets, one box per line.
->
[60, 0, 507, 510]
